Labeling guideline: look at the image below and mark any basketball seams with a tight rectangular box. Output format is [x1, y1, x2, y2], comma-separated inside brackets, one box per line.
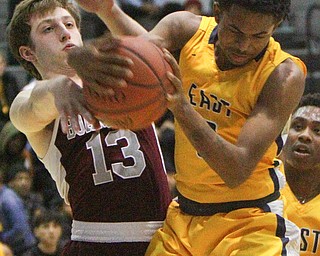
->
[86, 88, 166, 114]
[120, 43, 168, 90]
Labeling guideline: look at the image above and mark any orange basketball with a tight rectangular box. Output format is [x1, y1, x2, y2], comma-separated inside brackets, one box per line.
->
[83, 36, 174, 131]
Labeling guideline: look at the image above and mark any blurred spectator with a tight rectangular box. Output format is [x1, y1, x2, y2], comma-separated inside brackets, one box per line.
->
[183, 0, 203, 15]
[79, 8, 108, 41]
[22, 210, 64, 256]
[55, 201, 72, 248]
[118, 0, 160, 30]
[119, 0, 158, 18]
[30, 149, 63, 210]
[5, 162, 45, 227]
[0, 121, 31, 175]
[0, 51, 21, 127]
[155, 2, 184, 22]
[0, 242, 13, 256]
[0, 170, 36, 256]
[7, 0, 23, 24]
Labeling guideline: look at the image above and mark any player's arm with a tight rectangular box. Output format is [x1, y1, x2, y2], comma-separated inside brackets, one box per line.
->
[145, 11, 200, 52]
[74, 0, 199, 51]
[9, 76, 99, 156]
[165, 52, 305, 188]
[74, 0, 147, 36]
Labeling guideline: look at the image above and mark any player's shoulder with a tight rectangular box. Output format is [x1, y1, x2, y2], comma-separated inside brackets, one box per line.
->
[168, 11, 202, 31]
[160, 11, 202, 51]
[271, 58, 305, 88]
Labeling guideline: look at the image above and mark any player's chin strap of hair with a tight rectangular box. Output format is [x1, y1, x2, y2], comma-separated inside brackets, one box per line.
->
[177, 190, 280, 216]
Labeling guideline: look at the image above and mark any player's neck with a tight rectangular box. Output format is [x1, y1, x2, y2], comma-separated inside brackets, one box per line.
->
[285, 165, 320, 204]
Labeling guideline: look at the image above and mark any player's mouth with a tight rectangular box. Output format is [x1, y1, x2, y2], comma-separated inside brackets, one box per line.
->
[64, 43, 76, 51]
[292, 144, 311, 157]
[230, 52, 249, 64]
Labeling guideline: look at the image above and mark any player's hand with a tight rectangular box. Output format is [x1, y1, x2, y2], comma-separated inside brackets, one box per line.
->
[67, 34, 133, 99]
[50, 76, 100, 134]
[74, 0, 114, 13]
[162, 49, 188, 113]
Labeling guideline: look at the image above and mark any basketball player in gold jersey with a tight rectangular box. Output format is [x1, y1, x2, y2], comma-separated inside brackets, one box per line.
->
[280, 93, 320, 256]
[68, 0, 307, 255]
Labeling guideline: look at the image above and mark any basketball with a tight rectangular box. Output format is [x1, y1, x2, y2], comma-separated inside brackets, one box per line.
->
[83, 36, 174, 131]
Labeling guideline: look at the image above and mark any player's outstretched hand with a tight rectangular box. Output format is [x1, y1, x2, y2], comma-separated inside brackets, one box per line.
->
[74, 0, 114, 13]
[50, 76, 100, 134]
[67, 34, 133, 99]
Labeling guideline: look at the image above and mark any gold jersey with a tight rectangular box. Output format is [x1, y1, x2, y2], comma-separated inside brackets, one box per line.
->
[282, 184, 320, 255]
[175, 16, 307, 203]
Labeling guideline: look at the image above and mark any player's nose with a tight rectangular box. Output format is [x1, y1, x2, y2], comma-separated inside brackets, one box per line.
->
[59, 26, 71, 42]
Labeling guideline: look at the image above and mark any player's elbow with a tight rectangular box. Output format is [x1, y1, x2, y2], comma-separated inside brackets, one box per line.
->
[223, 164, 255, 189]
[9, 99, 20, 130]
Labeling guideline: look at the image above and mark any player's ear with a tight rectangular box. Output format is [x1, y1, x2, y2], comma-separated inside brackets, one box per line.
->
[19, 46, 36, 62]
[213, 1, 221, 24]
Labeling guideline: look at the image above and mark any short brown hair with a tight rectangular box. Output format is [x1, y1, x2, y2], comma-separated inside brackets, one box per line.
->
[7, 0, 81, 80]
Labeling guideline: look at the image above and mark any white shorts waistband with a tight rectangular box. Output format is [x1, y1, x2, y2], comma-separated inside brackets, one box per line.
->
[71, 220, 163, 243]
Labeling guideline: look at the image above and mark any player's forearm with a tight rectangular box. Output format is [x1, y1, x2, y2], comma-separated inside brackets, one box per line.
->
[172, 102, 257, 188]
[10, 80, 59, 133]
[97, 3, 148, 36]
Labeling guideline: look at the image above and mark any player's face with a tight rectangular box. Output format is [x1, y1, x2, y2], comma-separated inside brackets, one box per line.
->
[27, 7, 82, 78]
[283, 106, 320, 170]
[216, 5, 278, 68]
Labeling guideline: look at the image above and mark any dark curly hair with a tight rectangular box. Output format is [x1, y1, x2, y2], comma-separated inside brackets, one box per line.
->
[215, 0, 291, 21]
[7, 0, 81, 80]
[296, 93, 320, 111]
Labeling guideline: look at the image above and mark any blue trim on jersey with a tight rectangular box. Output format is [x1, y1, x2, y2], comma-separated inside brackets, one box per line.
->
[276, 134, 284, 155]
[276, 214, 289, 256]
[209, 26, 218, 44]
[269, 164, 280, 193]
[177, 190, 280, 216]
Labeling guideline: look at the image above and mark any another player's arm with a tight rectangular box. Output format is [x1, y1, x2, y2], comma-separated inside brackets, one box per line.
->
[10, 76, 99, 157]
[9, 79, 61, 158]
[75, 0, 199, 52]
[144, 11, 200, 52]
[166, 55, 305, 188]
[74, 0, 147, 36]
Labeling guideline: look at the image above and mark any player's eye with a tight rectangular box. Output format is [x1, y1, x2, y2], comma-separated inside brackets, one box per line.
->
[292, 123, 303, 131]
[43, 26, 54, 33]
[65, 22, 74, 28]
[314, 127, 320, 135]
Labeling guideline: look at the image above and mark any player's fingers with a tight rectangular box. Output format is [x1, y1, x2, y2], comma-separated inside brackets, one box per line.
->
[84, 76, 127, 92]
[98, 53, 134, 67]
[83, 79, 127, 103]
[163, 49, 181, 79]
[94, 62, 133, 80]
[68, 114, 81, 133]
[60, 115, 70, 134]
[93, 33, 121, 51]
[77, 105, 101, 130]
[166, 72, 182, 96]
